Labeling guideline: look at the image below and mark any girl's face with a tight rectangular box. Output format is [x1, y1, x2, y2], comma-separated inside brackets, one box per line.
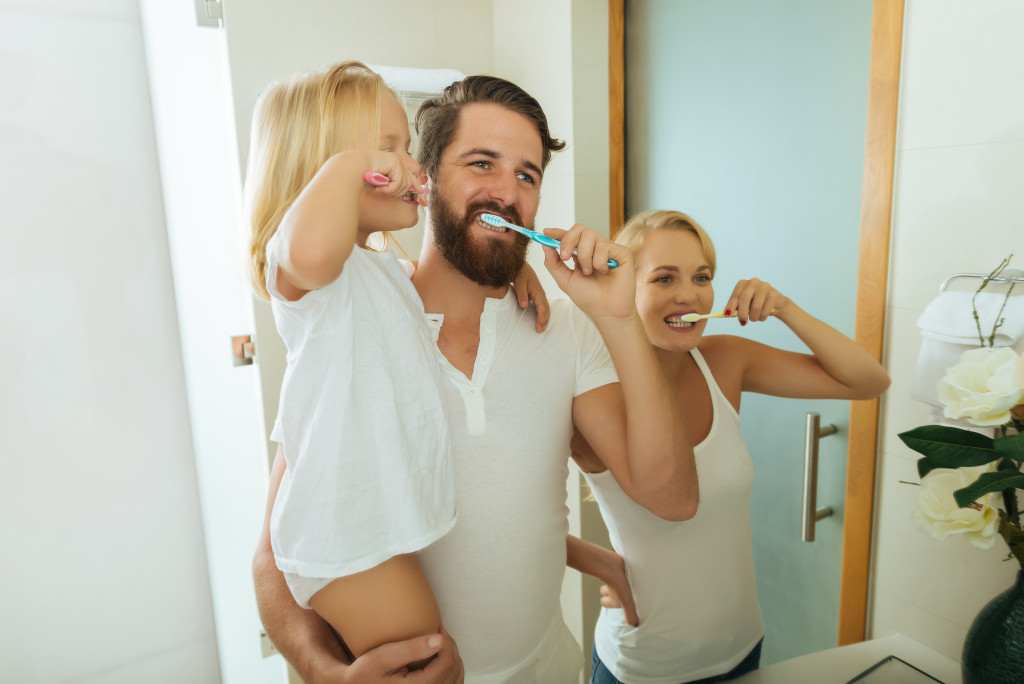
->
[634, 229, 715, 353]
[358, 92, 425, 236]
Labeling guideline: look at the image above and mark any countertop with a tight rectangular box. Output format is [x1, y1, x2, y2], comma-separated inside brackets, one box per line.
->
[732, 634, 961, 683]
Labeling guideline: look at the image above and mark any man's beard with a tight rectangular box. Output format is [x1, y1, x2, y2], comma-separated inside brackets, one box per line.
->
[429, 191, 530, 289]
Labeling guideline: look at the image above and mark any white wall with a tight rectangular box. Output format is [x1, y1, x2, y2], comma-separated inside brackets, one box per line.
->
[869, 0, 1024, 660]
[0, 1, 220, 682]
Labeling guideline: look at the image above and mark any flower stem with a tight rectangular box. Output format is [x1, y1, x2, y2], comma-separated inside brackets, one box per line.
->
[971, 254, 1014, 347]
[998, 510, 1024, 570]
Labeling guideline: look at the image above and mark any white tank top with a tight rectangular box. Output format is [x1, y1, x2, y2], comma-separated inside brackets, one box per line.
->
[584, 348, 764, 684]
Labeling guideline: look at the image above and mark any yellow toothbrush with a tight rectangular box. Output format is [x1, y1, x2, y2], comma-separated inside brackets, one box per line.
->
[680, 308, 775, 323]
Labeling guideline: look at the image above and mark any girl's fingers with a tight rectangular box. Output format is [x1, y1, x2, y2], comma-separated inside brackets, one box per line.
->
[533, 292, 550, 332]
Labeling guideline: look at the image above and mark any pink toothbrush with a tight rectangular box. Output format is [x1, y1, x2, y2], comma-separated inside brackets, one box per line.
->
[363, 171, 429, 206]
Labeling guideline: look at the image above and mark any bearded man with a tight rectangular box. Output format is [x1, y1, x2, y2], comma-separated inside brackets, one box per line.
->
[254, 75, 697, 684]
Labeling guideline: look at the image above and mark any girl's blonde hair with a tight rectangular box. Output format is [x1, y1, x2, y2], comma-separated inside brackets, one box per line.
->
[614, 209, 717, 277]
[245, 61, 389, 300]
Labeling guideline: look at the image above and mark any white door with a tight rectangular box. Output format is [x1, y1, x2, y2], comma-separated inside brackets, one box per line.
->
[139, 2, 285, 682]
[625, 0, 874, 665]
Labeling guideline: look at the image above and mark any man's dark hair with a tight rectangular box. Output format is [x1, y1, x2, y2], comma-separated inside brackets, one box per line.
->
[415, 75, 566, 181]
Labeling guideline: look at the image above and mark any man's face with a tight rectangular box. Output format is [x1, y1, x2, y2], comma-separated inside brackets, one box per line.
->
[428, 103, 545, 288]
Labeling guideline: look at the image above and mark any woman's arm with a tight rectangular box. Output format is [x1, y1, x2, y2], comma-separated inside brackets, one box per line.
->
[721, 278, 890, 400]
[253, 445, 463, 683]
[565, 534, 638, 627]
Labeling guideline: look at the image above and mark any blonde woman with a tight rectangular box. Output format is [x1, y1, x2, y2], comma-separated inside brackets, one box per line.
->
[573, 210, 890, 683]
[246, 60, 455, 669]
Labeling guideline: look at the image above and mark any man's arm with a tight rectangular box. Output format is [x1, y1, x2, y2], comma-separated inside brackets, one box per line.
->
[542, 226, 698, 521]
[571, 325, 697, 521]
[253, 444, 463, 683]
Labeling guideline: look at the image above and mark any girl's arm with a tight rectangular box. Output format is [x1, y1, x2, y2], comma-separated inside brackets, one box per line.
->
[719, 278, 890, 400]
[510, 261, 550, 332]
[566, 534, 639, 627]
[273, 150, 419, 299]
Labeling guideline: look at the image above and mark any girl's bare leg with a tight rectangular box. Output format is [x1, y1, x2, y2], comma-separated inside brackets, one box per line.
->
[308, 553, 440, 667]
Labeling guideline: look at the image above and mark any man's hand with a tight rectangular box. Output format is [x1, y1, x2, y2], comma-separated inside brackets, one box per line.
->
[333, 628, 463, 683]
[540, 224, 636, 323]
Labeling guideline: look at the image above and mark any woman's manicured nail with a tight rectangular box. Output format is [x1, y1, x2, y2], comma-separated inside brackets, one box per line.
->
[725, 309, 731, 316]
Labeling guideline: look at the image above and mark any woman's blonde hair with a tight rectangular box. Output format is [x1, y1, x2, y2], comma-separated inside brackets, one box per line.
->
[245, 61, 389, 300]
[614, 209, 717, 277]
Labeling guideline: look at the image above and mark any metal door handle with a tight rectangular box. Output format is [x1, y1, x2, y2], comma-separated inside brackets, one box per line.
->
[802, 412, 838, 542]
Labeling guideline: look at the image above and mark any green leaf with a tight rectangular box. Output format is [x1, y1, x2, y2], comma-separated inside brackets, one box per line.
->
[994, 431, 1024, 462]
[898, 425, 997, 466]
[917, 457, 945, 478]
[953, 470, 1024, 508]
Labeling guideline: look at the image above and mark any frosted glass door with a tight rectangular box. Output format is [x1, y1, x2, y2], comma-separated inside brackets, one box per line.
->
[625, 0, 874, 665]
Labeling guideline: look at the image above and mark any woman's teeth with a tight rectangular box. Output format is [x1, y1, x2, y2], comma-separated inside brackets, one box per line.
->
[476, 215, 507, 232]
[665, 316, 695, 328]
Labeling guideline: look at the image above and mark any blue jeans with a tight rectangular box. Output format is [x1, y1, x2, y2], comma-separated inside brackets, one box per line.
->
[590, 639, 763, 684]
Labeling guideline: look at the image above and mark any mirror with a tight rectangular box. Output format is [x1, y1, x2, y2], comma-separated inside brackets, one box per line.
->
[149, 0, 890, 680]
[619, 0, 876, 665]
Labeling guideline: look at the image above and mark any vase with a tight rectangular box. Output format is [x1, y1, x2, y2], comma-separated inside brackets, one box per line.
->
[962, 570, 1024, 683]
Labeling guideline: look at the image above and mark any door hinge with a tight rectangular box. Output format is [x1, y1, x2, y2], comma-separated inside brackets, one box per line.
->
[195, 0, 223, 28]
[231, 334, 256, 366]
[260, 629, 280, 658]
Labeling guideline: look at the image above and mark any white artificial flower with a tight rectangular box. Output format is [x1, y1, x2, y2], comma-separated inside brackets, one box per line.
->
[937, 347, 1024, 426]
[914, 465, 1000, 549]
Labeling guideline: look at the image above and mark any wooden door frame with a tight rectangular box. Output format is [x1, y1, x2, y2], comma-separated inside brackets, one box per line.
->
[608, 0, 905, 645]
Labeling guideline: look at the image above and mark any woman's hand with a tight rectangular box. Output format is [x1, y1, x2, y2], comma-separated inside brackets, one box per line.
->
[510, 262, 549, 333]
[565, 534, 639, 627]
[597, 557, 639, 627]
[724, 278, 789, 326]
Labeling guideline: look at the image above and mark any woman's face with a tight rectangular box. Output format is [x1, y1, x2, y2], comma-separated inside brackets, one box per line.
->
[633, 229, 715, 353]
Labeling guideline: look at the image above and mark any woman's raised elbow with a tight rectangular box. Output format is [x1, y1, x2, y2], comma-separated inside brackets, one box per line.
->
[852, 369, 891, 400]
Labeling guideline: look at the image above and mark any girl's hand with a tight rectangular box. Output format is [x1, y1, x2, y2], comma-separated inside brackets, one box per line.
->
[725, 278, 789, 326]
[364, 151, 428, 206]
[510, 262, 549, 332]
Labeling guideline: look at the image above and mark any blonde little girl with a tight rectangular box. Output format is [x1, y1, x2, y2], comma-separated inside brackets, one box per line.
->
[246, 61, 453, 665]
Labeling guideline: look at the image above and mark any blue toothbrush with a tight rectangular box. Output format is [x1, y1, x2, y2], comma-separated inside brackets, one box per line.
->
[480, 214, 619, 268]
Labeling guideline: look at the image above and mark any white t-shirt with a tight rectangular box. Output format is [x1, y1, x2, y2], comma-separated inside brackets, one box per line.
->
[584, 349, 763, 684]
[267, 239, 455, 580]
[417, 292, 618, 683]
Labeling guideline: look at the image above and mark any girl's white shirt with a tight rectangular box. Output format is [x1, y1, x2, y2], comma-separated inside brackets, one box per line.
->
[266, 236, 455, 580]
